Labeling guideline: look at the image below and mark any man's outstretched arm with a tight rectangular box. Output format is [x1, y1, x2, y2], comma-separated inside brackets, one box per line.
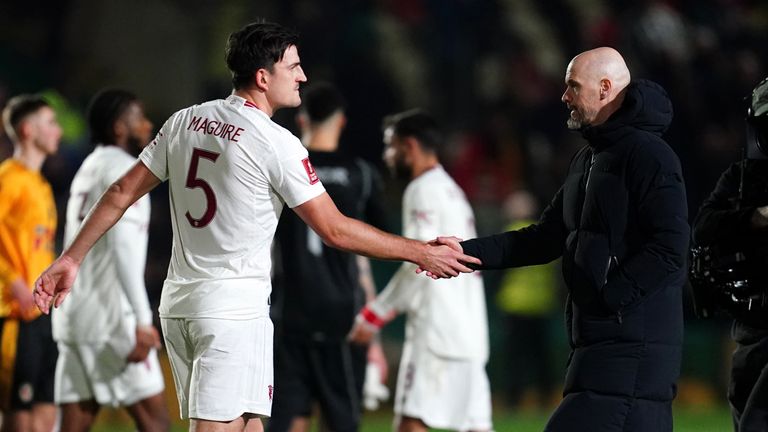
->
[292, 193, 481, 278]
[34, 161, 161, 313]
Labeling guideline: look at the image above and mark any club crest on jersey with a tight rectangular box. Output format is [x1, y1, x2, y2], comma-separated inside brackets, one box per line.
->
[302, 158, 319, 185]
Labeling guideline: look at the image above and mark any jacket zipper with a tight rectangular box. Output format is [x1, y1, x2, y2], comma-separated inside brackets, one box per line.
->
[602, 255, 623, 323]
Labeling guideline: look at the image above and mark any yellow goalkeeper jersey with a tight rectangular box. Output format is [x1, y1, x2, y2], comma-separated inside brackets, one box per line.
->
[0, 159, 56, 320]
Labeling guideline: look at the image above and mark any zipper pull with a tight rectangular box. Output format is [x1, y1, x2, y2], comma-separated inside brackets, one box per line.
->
[617, 310, 623, 324]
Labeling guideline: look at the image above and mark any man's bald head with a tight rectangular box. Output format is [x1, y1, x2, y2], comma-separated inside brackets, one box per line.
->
[561, 47, 631, 129]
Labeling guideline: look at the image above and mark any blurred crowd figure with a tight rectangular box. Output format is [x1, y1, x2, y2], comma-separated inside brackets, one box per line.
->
[496, 190, 560, 410]
[0, 95, 61, 432]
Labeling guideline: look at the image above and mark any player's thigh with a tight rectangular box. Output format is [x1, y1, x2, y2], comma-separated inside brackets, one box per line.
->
[187, 317, 274, 421]
[54, 342, 94, 404]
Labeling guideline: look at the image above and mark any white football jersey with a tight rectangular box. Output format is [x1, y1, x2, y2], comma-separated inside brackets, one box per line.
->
[139, 95, 325, 320]
[369, 165, 489, 360]
[54, 145, 152, 344]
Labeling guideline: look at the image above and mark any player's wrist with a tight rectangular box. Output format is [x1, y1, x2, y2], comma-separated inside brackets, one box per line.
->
[358, 305, 385, 329]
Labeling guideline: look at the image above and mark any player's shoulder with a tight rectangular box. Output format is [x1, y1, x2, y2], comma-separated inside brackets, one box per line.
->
[0, 159, 30, 184]
[409, 166, 466, 201]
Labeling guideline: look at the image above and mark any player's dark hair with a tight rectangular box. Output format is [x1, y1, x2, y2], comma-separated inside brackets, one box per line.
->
[87, 88, 138, 145]
[2, 94, 50, 142]
[300, 82, 346, 124]
[226, 20, 300, 90]
[383, 109, 443, 154]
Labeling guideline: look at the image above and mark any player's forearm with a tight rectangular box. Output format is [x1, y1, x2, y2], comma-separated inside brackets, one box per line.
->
[324, 216, 428, 264]
[64, 190, 126, 263]
[64, 184, 139, 264]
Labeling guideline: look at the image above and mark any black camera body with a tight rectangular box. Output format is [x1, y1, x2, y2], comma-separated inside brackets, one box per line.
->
[689, 245, 768, 327]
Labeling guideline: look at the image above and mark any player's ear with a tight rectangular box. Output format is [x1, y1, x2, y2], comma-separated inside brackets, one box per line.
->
[338, 112, 347, 130]
[403, 136, 420, 153]
[16, 120, 33, 141]
[113, 120, 127, 140]
[255, 69, 269, 91]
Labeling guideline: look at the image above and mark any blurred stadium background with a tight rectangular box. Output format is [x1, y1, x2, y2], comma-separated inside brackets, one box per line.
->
[2, 0, 767, 429]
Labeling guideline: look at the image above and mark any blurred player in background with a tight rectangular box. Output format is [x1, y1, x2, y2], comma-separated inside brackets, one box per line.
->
[0, 95, 61, 431]
[269, 82, 388, 432]
[34, 20, 479, 432]
[53, 89, 169, 432]
[350, 110, 492, 432]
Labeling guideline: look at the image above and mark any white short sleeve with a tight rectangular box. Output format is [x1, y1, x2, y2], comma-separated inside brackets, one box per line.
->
[267, 136, 325, 208]
[139, 117, 174, 182]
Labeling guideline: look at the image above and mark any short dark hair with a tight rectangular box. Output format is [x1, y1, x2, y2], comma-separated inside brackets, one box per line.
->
[2, 94, 50, 141]
[300, 82, 346, 124]
[87, 88, 138, 145]
[225, 20, 300, 90]
[383, 109, 443, 153]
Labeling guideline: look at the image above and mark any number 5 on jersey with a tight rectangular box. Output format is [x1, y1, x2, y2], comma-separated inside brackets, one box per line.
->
[185, 148, 220, 228]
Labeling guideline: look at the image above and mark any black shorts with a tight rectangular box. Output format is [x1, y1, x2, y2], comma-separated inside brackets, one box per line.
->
[268, 335, 366, 432]
[0, 314, 58, 411]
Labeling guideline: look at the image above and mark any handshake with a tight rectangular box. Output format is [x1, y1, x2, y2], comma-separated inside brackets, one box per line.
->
[417, 236, 479, 279]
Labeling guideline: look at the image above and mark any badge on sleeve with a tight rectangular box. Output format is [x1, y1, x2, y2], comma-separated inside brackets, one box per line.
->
[302, 158, 319, 185]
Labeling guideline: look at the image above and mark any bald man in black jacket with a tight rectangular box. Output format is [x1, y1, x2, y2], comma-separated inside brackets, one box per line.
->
[435, 47, 689, 432]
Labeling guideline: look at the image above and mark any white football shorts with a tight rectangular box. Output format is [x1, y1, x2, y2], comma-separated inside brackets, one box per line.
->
[161, 316, 274, 421]
[55, 341, 165, 407]
[394, 341, 493, 431]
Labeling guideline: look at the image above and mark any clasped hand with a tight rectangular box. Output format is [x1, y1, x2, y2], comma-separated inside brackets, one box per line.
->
[417, 236, 473, 279]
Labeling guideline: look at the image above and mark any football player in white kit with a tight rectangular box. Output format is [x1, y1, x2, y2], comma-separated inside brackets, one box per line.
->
[32, 20, 481, 432]
[350, 111, 492, 432]
[53, 89, 169, 431]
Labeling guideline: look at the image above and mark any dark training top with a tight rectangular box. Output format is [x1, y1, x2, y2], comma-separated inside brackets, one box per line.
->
[272, 150, 386, 342]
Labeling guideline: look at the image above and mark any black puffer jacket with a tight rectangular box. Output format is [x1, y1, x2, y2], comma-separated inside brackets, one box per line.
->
[462, 80, 689, 401]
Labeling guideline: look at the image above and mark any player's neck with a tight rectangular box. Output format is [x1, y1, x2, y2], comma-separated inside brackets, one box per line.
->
[304, 127, 340, 152]
[411, 156, 439, 180]
[233, 88, 274, 117]
[13, 144, 46, 172]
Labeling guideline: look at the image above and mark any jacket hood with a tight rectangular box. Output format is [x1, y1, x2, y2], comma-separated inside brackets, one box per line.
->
[581, 79, 673, 147]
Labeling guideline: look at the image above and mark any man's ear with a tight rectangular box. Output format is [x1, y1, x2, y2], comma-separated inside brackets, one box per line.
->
[403, 136, 421, 155]
[16, 121, 33, 141]
[113, 120, 127, 140]
[255, 69, 269, 91]
[600, 78, 612, 100]
[335, 112, 347, 131]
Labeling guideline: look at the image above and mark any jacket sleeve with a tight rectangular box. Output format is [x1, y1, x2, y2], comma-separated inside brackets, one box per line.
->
[692, 162, 756, 246]
[460, 187, 566, 269]
[602, 142, 690, 311]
